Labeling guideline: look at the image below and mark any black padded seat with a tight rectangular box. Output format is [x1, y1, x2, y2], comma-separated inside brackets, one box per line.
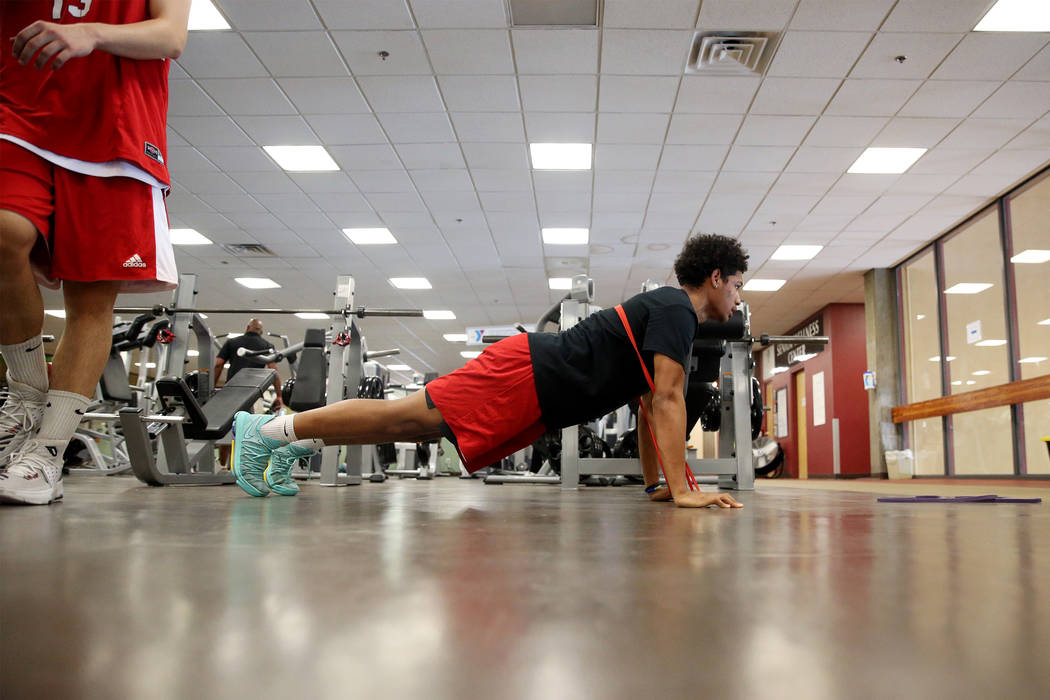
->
[99, 354, 134, 403]
[288, 327, 327, 412]
[155, 368, 275, 440]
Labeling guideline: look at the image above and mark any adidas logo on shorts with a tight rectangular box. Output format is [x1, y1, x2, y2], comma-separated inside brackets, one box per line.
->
[123, 254, 147, 268]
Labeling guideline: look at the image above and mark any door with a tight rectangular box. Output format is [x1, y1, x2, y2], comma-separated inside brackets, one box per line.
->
[795, 370, 808, 479]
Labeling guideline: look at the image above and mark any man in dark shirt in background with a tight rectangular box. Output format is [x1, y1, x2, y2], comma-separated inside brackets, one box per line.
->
[214, 318, 282, 466]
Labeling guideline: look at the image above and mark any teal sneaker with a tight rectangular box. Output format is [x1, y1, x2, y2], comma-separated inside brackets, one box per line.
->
[231, 412, 286, 497]
[264, 443, 316, 496]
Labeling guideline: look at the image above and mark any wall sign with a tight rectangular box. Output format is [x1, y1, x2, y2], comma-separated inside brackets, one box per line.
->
[812, 371, 826, 426]
[773, 314, 825, 367]
[966, 320, 982, 345]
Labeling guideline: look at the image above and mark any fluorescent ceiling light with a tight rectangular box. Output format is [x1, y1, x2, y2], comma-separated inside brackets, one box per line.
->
[542, 228, 589, 245]
[944, 282, 992, 294]
[235, 277, 280, 289]
[972, 370, 991, 376]
[169, 228, 213, 245]
[529, 143, 592, 170]
[188, 350, 200, 357]
[45, 309, 66, 318]
[423, 310, 456, 320]
[343, 227, 397, 245]
[188, 0, 229, 30]
[928, 356, 956, 362]
[548, 277, 573, 290]
[916, 314, 926, 320]
[743, 279, 785, 292]
[443, 333, 467, 342]
[771, 245, 822, 261]
[461, 351, 482, 359]
[1010, 249, 1050, 264]
[951, 380, 962, 386]
[975, 339, 1007, 347]
[975, 0, 1050, 31]
[1040, 318, 1050, 326]
[263, 145, 339, 172]
[389, 277, 431, 290]
[388, 364, 412, 371]
[847, 147, 927, 174]
[1019, 356, 1048, 363]
[966, 380, 976, 385]
[295, 312, 330, 320]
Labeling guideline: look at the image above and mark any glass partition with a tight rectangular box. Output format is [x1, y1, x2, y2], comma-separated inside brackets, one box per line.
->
[901, 249, 945, 475]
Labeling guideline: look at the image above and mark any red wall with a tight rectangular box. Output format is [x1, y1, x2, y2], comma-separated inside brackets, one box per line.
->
[759, 304, 872, 478]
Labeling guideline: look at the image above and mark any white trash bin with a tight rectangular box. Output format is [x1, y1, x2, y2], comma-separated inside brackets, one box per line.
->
[885, 449, 914, 480]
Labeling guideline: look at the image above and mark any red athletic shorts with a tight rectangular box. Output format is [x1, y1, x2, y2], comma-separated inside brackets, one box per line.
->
[425, 333, 547, 473]
[0, 139, 177, 292]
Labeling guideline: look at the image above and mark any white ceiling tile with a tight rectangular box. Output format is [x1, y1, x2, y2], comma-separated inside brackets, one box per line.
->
[944, 172, 1024, 198]
[421, 189, 481, 212]
[169, 61, 189, 80]
[651, 170, 716, 194]
[325, 211, 384, 228]
[365, 192, 427, 212]
[461, 142, 530, 170]
[410, 0, 508, 28]
[423, 30, 514, 74]
[479, 190, 536, 209]
[884, 172, 960, 195]
[438, 76, 520, 111]
[1015, 41, 1050, 80]
[411, 169, 476, 192]
[735, 115, 815, 146]
[198, 79, 297, 116]
[600, 30, 694, 75]
[791, 0, 896, 30]
[535, 190, 591, 216]
[937, 119, 1031, 150]
[595, 144, 663, 170]
[933, 34, 1049, 81]
[599, 76, 679, 113]
[970, 149, 1050, 177]
[519, 75, 598, 111]
[722, 146, 796, 172]
[166, 128, 188, 147]
[451, 112, 526, 142]
[512, 29, 599, 74]
[826, 79, 922, 117]
[711, 171, 780, 194]
[348, 171, 417, 193]
[522, 112, 595, 141]
[217, 0, 321, 29]
[908, 147, 994, 174]
[648, 192, 703, 213]
[328, 144, 403, 170]
[331, 31, 430, 76]
[898, 80, 1001, 118]
[255, 193, 320, 213]
[696, 0, 797, 30]
[532, 171, 592, 191]
[850, 33, 963, 79]
[768, 31, 871, 78]
[872, 117, 959, 148]
[787, 146, 865, 173]
[305, 114, 388, 145]
[356, 76, 445, 112]
[769, 172, 839, 196]
[694, 194, 764, 233]
[604, 0, 699, 28]
[594, 191, 649, 211]
[1006, 115, 1050, 149]
[290, 173, 359, 193]
[666, 113, 743, 144]
[313, 0, 415, 29]
[382, 212, 436, 227]
[168, 80, 223, 117]
[176, 34, 267, 79]
[394, 143, 467, 169]
[827, 173, 898, 195]
[596, 113, 670, 144]
[750, 77, 840, 115]
[228, 171, 300, 195]
[594, 171, 656, 193]
[803, 116, 888, 147]
[179, 172, 244, 196]
[643, 210, 699, 229]
[658, 144, 729, 170]
[378, 113, 456, 143]
[236, 116, 319, 146]
[199, 192, 266, 213]
[241, 32, 347, 77]
[197, 146, 276, 172]
[674, 75, 760, 114]
[882, 0, 1000, 33]
[168, 116, 254, 147]
[278, 78, 370, 114]
[922, 194, 989, 217]
[972, 82, 1050, 120]
[811, 195, 876, 217]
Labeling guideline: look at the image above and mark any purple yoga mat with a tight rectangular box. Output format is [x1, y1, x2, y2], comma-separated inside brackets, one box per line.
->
[877, 494, 1042, 504]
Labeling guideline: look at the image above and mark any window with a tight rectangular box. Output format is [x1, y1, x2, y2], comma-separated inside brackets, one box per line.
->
[901, 249, 944, 475]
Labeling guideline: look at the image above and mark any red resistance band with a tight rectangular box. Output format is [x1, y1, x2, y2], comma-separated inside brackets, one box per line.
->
[615, 305, 699, 492]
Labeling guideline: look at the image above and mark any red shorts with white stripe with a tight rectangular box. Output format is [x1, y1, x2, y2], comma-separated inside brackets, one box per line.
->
[425, 333, 547, 473]
[0, 139, 177, 293]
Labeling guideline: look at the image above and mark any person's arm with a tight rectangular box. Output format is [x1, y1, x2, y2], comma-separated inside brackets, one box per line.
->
[267, 362, 282, 409]
[12, 0, 190, 70]
[212, 357, 226, 388]
[647, 353, 741, 509]
[637, 397, 672, 501]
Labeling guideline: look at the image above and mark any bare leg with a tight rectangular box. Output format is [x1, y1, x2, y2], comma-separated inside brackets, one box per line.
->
[51, 280, 121, 397]
[292, 390, 446, 444]
[0, 210, 44, 345]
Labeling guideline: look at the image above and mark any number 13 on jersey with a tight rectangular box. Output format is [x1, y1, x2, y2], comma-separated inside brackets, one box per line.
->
[53, 0, 92, 20]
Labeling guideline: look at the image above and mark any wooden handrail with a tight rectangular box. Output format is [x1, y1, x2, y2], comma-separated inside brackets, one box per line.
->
[893, 374, 1050, 423]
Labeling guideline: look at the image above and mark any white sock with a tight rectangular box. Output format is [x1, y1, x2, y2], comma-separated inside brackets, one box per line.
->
[261, 414, 297, 443]
[292, 438, 324, 452]
[2, 336, 49, 392]
[36, 390, 92, 444]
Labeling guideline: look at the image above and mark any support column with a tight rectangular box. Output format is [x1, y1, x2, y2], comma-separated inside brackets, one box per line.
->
[864, 268, 904, 476]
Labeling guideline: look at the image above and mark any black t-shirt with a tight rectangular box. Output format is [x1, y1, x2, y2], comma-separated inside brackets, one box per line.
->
[217, 332, 274, 380]
[528, 286, 698, 430]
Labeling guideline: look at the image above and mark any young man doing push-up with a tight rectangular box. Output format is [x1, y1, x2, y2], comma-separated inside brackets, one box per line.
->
[232, 233, 747, 509]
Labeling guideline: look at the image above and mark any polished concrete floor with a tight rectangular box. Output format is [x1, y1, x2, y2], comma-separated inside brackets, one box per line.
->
[1, 476, 1048, 700]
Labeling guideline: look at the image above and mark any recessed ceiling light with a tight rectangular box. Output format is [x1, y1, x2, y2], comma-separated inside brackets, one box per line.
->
[951, 380, 962, 386]
[45, 309, 66, 318]
[847, 147, 927, 174]
[443, 333, 467, 342]
[916, 314, 926, 320]
[975, 0, 1050, 31]
[542, 228, 589, 245]
[771, 244, 823, 261]
[343, 227, 397, 245]
[389, 277, 432, 290]
[187, 0, 230, 30]
[170, 228, 213, 245]
[1019, 356, 1048, 363]
[975, 339, 1007, 347]
[1010, 249, 1050, 264]
[235, 277, 281, 289]
[529, 143, 592, 170]
[423, 310, 456, 320]
[928, 356, 956, 362]
[972, 370, 991, 376]
[966, 380, 976, 385]
[460, 351, 482, 359]
[1040, 318, 1050, 326]
[188, 350, 200, 357]
[944, 283, 992, 294]
[743, 279, 785, 291]
[263, 145, 339, 172]
[548, 277, 573, 290]
[295, 312, 330, 320]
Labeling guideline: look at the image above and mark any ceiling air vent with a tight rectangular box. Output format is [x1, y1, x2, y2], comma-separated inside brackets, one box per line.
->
[687, 32, 778, 75]
[221, 243, 276, 258]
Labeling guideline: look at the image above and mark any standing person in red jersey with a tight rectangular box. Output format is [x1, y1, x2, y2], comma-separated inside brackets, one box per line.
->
[0, 0, 190, 505]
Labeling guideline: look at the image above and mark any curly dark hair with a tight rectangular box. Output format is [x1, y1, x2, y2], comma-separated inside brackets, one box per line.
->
[673, 233, 749, 287]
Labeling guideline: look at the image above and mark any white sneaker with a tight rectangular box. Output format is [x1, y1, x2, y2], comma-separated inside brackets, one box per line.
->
[0, 439, 65, 505]
[0, 378, 47, 468]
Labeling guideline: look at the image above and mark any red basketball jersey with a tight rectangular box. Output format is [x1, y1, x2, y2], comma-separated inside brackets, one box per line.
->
[0, 0, 171, 185]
